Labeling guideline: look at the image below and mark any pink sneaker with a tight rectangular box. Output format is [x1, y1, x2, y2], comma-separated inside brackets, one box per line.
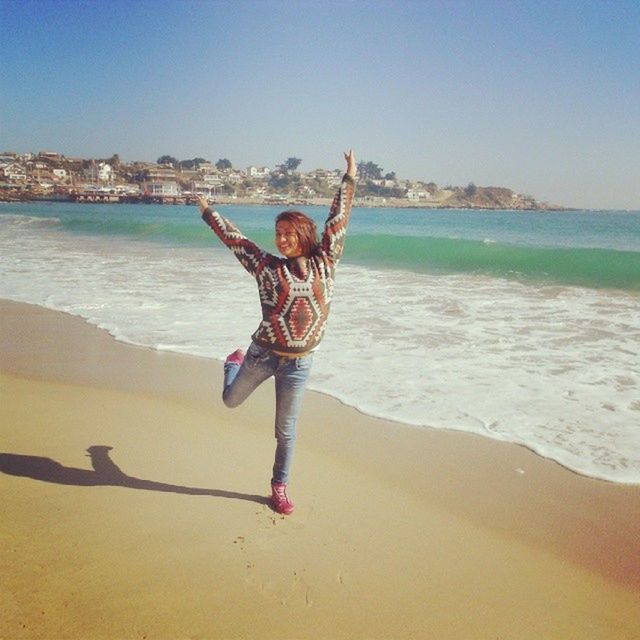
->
[225, 349, 245, 366]
[271, 482, 295, 515]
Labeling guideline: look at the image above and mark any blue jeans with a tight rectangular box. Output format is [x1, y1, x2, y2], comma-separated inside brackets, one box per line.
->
[222, 341, 314, 485]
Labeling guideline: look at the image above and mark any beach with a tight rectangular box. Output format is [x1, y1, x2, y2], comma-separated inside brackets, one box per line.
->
[2, 299, 639, 639]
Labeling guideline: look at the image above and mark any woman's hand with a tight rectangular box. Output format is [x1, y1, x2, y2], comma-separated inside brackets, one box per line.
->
[344, 149, 356, 178]
[196, 194, 209, 214]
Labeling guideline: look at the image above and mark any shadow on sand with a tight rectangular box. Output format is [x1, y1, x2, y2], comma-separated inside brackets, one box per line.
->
[0, 445, 270, 506]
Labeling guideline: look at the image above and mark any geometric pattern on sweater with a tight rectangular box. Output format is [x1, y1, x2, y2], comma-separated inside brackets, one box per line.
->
[202, 175, 355, 354]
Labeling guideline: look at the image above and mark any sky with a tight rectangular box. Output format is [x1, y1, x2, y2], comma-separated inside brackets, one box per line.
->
[1, 0, 639, 209]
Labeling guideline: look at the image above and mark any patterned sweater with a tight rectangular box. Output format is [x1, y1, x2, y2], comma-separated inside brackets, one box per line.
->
[202, 174, 355, 354]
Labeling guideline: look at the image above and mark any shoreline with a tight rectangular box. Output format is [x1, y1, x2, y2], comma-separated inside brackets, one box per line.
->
[2, 299, 639, 638]
[0, 194, 575, 211]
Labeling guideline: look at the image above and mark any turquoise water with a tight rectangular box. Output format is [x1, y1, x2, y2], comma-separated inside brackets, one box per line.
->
[5, 201, 640, 292]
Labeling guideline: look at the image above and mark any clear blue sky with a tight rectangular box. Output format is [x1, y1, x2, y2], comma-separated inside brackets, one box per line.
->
[1, 0, 638, 209]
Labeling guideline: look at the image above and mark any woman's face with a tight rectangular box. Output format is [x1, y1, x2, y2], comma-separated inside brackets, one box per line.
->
[275, 220, 302, 258]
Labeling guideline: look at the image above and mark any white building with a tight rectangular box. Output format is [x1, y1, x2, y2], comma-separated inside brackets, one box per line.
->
[225, 170, 245, 184]
[0, 162, 27, 182]
[191, 180, 220, 196]
[84, 162, 112, 183]
[201, 174, 224, 186]
[247, 165, 270, 178]
[144, 181, 180, 197]
[406, 189, 431, 201]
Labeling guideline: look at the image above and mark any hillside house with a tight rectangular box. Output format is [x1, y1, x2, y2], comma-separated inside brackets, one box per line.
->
[144, 181, 180, 197]
[84, 162, 113, 183]
[0, 162, 27, 182]
[141, 165, 176, 182]
[407, 189, 431, 201]
[247, 165, 270, 178]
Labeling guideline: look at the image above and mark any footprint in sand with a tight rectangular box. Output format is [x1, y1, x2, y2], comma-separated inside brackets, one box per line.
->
[292, 571, 313, 607]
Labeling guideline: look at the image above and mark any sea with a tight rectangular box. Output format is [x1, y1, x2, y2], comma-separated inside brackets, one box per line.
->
[1, 200, 639, 484]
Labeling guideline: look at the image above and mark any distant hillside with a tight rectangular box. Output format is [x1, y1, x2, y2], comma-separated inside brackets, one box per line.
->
[442, 185, 563, 210]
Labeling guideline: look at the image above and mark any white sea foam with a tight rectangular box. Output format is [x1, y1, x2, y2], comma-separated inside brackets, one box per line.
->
[2, 215, 639, 484]
[0, 213, 62, 228]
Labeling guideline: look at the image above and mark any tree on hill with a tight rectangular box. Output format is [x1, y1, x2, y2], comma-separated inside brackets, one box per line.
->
[278, 157, 302, 172]
[269, 173, 299, 191]
[357, 161, 383, 180]
[157, 155, 178, 167]
[216, 158, 232, 170]
[178, 157, 209, 170]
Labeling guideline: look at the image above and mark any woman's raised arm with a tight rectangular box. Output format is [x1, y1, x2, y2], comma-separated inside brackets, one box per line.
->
[198, 196, 269, 277]
[320, 150, 356, 264]
[344, 149, 356, 179]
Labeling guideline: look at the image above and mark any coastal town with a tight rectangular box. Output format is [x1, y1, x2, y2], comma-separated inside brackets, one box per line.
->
[0, 150, 556, 209]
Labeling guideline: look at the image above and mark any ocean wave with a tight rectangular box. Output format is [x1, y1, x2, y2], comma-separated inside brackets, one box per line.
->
[60, 217, 213, 246]
[0, 213, 62, 228]
[344, 234, 640, 291]
[58, 216, 640, 291]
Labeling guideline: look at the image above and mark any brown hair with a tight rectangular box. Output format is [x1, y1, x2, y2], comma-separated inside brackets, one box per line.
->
[275, 210, 319, 258]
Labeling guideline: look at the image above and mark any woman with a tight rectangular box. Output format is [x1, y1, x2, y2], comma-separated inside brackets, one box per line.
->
[197, 150, 356, 515]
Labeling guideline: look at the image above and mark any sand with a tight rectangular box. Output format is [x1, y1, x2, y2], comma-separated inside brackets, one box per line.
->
[1, 299, 639, 639]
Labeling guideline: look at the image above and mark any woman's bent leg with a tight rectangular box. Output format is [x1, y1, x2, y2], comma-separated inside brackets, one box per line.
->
[222, 343, 275, 408]
[271, 355, 313, 485]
